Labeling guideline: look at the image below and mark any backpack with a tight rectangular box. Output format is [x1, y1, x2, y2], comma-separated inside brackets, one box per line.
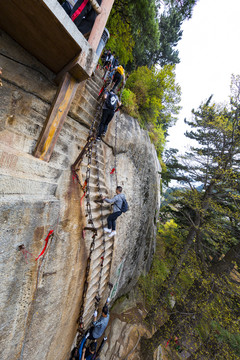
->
[105, 92, 118, 110]
[115, 197, 129, 213]
[121, 198, 129, 213]
[117, 65, 124, 76]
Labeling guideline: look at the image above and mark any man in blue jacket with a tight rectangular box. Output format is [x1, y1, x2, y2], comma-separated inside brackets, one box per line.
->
[103, 186, 126, 238]
[86, 305, 109, 340]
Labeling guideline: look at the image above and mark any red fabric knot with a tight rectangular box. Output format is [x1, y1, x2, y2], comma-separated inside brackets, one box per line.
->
[82, 180, 87, 190]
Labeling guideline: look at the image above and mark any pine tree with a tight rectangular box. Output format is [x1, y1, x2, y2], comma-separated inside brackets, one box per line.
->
[139, 76, 240, 359]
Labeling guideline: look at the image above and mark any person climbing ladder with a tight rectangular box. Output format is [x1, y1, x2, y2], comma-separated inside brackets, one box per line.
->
[85, 304, 110, 340]
[111, 64, 125, 92]
[96, 90, 121, 141]
[103, 186, 128, 238]
[81, 337, 107, 360]
[81, 341, 98, 360]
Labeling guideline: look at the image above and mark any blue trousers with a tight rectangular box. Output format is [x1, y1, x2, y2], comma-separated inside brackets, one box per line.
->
[107, 211, 122, 231]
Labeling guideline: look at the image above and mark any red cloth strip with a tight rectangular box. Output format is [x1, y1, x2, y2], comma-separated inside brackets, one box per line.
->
[35, 230, 54, 261]
[110, 168, 115, 174]
[80, 192, 86, 206]
[98, 86, 104, 96]
[71, 0, 89, 22]
[165, 339, 171, 348]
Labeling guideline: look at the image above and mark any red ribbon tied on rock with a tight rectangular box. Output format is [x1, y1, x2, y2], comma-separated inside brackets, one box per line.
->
[80, 192, 86, 206]
[35, 230, 54, 261]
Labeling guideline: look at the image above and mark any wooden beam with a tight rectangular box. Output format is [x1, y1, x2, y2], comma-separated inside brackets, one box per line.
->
[55, 49, 96, 85]
[34, 72, 79, 162]
[88, 0, 115, 51]
[55, 53, 84, 85]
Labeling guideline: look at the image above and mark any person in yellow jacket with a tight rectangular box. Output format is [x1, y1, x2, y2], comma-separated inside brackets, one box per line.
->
[111, 65, 125, 92]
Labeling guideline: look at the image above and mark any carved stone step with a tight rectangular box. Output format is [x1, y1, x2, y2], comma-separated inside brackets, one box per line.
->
[85, 82, 99, 99]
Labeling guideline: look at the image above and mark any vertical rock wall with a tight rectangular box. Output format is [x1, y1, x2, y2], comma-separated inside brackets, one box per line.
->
[0, 31, 161, 360]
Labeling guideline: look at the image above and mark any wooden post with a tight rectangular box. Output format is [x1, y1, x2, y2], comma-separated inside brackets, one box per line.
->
[88, 0, 115, 51]
[34, 72, 79, 162]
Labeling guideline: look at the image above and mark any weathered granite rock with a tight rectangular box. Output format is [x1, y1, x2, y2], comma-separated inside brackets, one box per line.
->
[103, 113, 161, 300]
[0, 31, 161, 360]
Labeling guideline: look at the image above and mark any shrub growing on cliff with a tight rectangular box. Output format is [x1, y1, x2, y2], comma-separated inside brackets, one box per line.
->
[126, 65, 181, 129]
[121, 88, 139, 118]
[124, 65, 181, 156]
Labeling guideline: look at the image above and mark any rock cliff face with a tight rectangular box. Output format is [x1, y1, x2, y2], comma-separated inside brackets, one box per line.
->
[0, 32, 161, 360]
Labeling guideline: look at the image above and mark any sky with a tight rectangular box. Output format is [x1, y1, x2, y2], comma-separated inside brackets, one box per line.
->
[167, 0, 240, 153]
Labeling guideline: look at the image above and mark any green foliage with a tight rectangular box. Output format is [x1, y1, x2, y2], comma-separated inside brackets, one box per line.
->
[126, 65, 181, 128]
[124, 64, 180, 156]
[139, 76, 240, 359]
[106, 9, 135, 65]
[138, 230, 171, 305]
[107, 0, 198, 69]
[107, 0, 160, 69]
[130, 0, 160, 68]
[121, 88, 139, 118]
[148, 124, 166, 156]
[163, 0, 199, 20]
[212, 322, 240, 356]
[150, 8, 183, 67]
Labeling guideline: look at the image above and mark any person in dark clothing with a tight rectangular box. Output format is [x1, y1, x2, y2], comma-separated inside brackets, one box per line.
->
[96, 90, 121, 140]
[70, 0, 102, 36]
[112, 57, 119, 69]
[101, 49, 110, 65]
[108, 57, 119, 80]
[103, 186, 126, 237]
[69, 346, 79, 360]
[62, 0, 72, 15]
[103, 50, 112, 68]
[108, 51, 115, 71]
[111, 65, 125, 92]
[81, 341, 99, 360]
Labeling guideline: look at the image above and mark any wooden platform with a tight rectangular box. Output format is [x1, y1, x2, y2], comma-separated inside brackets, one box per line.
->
[0, 0, 96, 76]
